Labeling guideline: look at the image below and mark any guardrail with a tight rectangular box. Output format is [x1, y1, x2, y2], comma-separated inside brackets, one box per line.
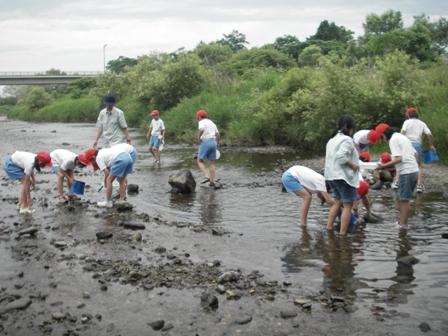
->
[0, 71, 102, 76]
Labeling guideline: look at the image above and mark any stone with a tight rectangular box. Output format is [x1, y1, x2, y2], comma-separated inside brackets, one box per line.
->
[211, 228, 225, 236]
[280, 309, 298, 319]
[134, 232, 142, 241]
[0, 298, 31, 314]
[122, 222, 145, 230]
[216, 285, 226, 294]
[235, 315, 252, 325]
[218, 271, 240, 284]
[82, 292, 90, 299]
[397, 255, 419, 266]
[54, 241, 68, 249]
[200, 291, 219, 311]
[161, 323, 174, 331]
[100, 284, 108, 291]
[168, 170, 196, 194]
[154, 246, 167, 254]
[418, 322, 431, 332]
[441, 233, 448, 239]
[294, 298, 311, 306]
[115, 202, 133, 212]
[148, 320, 165, 331]
[52, 312, 66, 321]
[225, 290, 241, 300]
[96, 231, 113, 240]
[77, 302, 86, 309]
[283, 280, 292, 286]
[17, 226, 38, 236]
[127, 184, 139, 194]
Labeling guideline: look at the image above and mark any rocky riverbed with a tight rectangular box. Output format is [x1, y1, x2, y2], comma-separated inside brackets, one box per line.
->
[1, 116, 447, 335]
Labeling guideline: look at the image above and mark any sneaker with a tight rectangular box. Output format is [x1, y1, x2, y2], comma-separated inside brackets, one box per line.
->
[19, 208, 35, 214]
[391, 181, 399, 189]
[97, 201, 113, 208]
[416, 184, 425, 193]
[200, 177, 210, 184]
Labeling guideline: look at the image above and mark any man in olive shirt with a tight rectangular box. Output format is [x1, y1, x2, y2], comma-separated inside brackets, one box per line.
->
[93, 95, 131, 148]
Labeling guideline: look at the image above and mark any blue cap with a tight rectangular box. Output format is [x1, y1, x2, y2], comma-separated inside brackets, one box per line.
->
[104, 95, 116, 104]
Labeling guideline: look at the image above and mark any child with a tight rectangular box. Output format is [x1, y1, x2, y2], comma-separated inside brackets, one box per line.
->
[94, 143, 137, 207]
[282, 165, 334, 225]
[196, 109, 220, 188]
[146, 110, 165, 164]
[371, 152, 396, 190]
[353, 129, 380, 153]
[3, 151, 52, 214]
[50, 149, 93, 203]
[401, 107, 436, 192]
[324, 115, 359, 235]
[376, 127, 419, 229]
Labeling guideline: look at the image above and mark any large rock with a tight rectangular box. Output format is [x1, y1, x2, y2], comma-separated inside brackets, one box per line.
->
[168, 170, 196, 194]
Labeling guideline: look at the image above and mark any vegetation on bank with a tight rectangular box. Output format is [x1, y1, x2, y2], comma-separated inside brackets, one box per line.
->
[1, 10, 447, 160]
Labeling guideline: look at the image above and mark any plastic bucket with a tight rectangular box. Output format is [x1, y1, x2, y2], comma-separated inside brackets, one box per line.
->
[69, 180, 85, 195]
[422, 150, 439, 164]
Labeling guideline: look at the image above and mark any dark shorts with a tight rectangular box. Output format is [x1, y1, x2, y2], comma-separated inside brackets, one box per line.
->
[328, 180, 357, 203]
[399, 172, 418, 201]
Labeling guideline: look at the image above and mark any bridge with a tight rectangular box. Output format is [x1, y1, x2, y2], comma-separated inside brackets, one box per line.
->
[0, 71, 102, 85]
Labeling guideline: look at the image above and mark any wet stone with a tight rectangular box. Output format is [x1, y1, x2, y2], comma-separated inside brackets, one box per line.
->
[148, 320, 165, 331]
[115, 202, 133, 212]
[82, 292, 90, 299]
[200, 291, 219, 311]
[161, 323, 174, 331]
[127, 184, 139, 194]
[168, 170, 196, 194]
[235, 315, 252, 325]
[218, 271, 240, 284]
[96, 231, 113, 240]
[52, 312, 66, 321]
[0, 298, 31, 314]
[154, 246, 167, 254]
[441, 233, 448, 239]
[17, 226, 38, 236]
[122, 222, 145, 230]
[280, 309, 298, 319]
[397, 255, 419, 266]
[418, 322, 431, 332]
[54, 241, 68, 249]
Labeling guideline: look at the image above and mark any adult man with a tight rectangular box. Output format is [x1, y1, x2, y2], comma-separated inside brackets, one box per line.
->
[93, 95, 131, 148]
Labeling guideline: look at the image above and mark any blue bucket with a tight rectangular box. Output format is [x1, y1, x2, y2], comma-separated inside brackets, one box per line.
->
[69, 180, 85, 195]
[422, 150, 439, 164]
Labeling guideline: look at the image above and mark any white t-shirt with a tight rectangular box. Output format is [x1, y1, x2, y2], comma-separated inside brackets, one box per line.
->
[401, 118, 431, 145]
[96, 144, 135, 171]
[389, 133, 419, 175]
[286, 165, 327, 193]
[353, 130, 370, 146]
[198, 119, 218, 140]
[150, 118, 165, 136]
[50, 149, 77, 171]
[11, 151, 36, 176]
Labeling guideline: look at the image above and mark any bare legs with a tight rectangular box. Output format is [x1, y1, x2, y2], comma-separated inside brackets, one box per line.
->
[294, 189, 312, 225]
[197, 159, 216, 185]
[326, 200, 354, 236]
[106, 175, 127, 202]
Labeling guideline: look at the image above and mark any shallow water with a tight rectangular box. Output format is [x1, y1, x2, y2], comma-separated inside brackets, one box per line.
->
[1, 116, 447, 335]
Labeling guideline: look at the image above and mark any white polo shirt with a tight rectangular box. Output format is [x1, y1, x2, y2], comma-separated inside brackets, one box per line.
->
[286, 166, 327, 193]
[353, 130, 370, 146]
[11, 151, 36, 176]
[198, 119, 218, 140]
[401, 118, 431, 145]
[150, 118, 165, 136]
[50, 149, 77, 171]
[96, 144, 135, 171]
[389, 133, 419, 175]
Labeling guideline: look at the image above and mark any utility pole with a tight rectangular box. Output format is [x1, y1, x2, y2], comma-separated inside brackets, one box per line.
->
[103, 44, 108, 72]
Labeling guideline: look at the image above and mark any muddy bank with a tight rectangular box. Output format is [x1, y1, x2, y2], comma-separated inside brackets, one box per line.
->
[1, 117, 448, 335]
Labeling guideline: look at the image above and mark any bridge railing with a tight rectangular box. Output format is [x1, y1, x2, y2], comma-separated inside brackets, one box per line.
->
[0, 71, 103, 77]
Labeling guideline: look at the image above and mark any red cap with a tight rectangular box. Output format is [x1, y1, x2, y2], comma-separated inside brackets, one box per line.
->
[356, 180, 369, 198]
[151, 110, 160, 117]
[78, 148, 96, 167]
[406, 107, 416, 117]
[36, 152, 52, 167]
[196, 109, 208, 119]
[359, 151, 371, 162]
[380, 152, 392, 164]
[367, 130, 380, 144]
[375, 123, 390, 136]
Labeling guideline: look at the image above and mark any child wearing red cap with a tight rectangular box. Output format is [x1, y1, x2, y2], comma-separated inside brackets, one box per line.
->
[146, 110, 165, 164]
[401, 107, 436, 192]
[3, 151, 52, 214]
[196, 109, 220, 188]
[353, 129, 380, 153]
[371, 152, 396, 190]
[282, 165, 334, 225]
[50, 149, 91, 204]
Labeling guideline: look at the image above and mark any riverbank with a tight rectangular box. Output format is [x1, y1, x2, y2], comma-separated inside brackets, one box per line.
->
[1, 117, 447, 335]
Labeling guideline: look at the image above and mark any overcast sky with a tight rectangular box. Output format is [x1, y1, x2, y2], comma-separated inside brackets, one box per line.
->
[0, 0, 447, 72]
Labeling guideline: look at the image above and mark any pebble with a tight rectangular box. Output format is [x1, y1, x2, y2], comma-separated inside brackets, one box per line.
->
[218, 271, 240, 284]
[148, 320, 165, 331]
[235, 315, 252, 325]
[54, 241, 68, 249]
[441, 233, 448, 239]
[82, 292, 90, 299]
[154, 246, 167, 254]
[100, 284, 108, 291]
[397, 255, 419, 266]
[51, 312, 66, 320]
[122, 222, 145, 230]
[161, 323, 174, 331]
[96, 231, 113, 240]
[280, 309, 298, 319]
[418, 322, 431, 332]
[0, 298, 31, 314]
[200, 291, 219, 311]
[134, 232, 142, 241]
[17, 226, 38, 236]
[216, 285, 226, 294]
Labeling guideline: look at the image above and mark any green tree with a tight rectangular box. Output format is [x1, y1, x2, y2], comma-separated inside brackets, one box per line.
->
[272, 35, 305, 59]
[218, 30, 248, 52]
[194, 42, 233, 66]
[21, 87, 52, 111]
[364, 10, 403, 35]
[298, 45, 322, 67]
[107, 56, 138, 73]
[310, 20, 353, 43]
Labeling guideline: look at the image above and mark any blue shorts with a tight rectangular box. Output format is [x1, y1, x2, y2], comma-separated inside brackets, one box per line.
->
[412, 143, 422, 163]
[399, 172, 418, 201]
[281, 171, 304, 193]
[129, 149, 137, 163]
[328, 180, 357, 203]
[198, 139, 217, 161]
[3, 157, 25, 181]
[110, 153, 134, 177]
[149, 135, 161, 149]
[50, 165, 60, 173]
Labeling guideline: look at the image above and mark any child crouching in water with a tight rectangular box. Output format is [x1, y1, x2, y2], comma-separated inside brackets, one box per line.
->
[282, 165, 334, 225]
[3, 151, 52, 214]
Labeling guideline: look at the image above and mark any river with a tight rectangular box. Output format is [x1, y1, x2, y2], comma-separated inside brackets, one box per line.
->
[0, 116, 447, 335]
